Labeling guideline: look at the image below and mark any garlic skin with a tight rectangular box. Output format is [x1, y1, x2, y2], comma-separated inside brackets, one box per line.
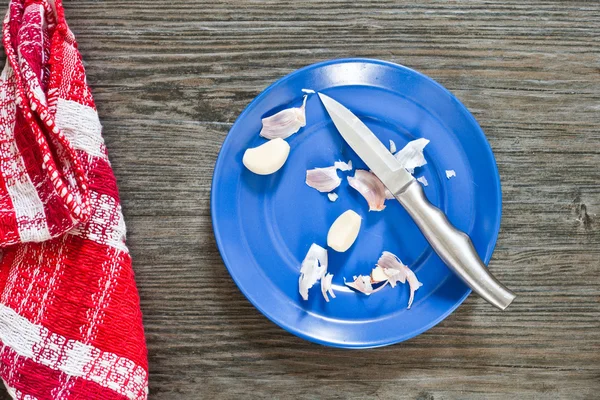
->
[327, 210, 361, 252]
[321, 273, 336, 302]
[345, 275, 389, 295]
[242, 138, 290, 175]
[417, 176, 428, 186]
[334, 160, 352, 171]
[327, 192, 338, 202]
[405, 268, 423, 309]
[446, 170, 456, 179]
[347, 170, 387, 211]
[299, 243, 328, 301]
[394, 138, 430, 173]
[376, 251, 422, 308]
[259, 95, 308, 140]
[306, 166, 341, 193]
[389, 139, 397, 154]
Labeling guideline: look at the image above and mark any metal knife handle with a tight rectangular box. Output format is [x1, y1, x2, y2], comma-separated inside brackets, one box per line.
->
[395, 180, 516, 310]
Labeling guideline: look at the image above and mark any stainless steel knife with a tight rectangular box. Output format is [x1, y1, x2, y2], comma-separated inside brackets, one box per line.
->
[319, 93, 515, 310]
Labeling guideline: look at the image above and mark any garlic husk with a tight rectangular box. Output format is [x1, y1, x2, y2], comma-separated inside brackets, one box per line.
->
[389, 139, 396, 154]
[347, 170, 387, 211]
[306, 166, 342, 193]
[405, 267, 423, 309]
[321, 273, 336, 302]
[446, 170, 456, 179]
[417, 176, 429, 186]
[327, 209, 361, 252]
[299, 243, 328, 301]
[376, 251, 422, 308]
[327, 192, 338, 202]
[345, 275, 389, 295]
[259, 95, 307, 139]
[334, 160, 352, 171]
[302, 88, 316, 94]
[394, 138, 430, 173]
[242, 138, 290, 175]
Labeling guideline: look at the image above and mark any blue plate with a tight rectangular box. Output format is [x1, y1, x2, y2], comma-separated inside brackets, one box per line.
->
[211, 58, 501, 348]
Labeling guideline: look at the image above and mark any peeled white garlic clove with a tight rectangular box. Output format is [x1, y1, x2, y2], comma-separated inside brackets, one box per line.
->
[446, 170, 456, 179]
[306, 166, 341, 193]
[259, 95, 308, 140]
[321, 273, 336, 302]
[394, 138, 430, 173]
[347, 170, 387, 211]
[417, 176, 429, 186]
[299, 243, 328, 301]
[327, 210, 361, 252]
[370, 266, 389, 284]
[242, 138, 290, 175]
[345, 275, 388, 295]
[327, 192, 338, 202]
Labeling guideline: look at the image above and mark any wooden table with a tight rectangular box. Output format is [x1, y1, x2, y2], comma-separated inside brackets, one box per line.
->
[2, 1, 599, 399]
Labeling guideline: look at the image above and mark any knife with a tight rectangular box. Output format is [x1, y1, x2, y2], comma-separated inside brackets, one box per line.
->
[319, 93, 516, 310]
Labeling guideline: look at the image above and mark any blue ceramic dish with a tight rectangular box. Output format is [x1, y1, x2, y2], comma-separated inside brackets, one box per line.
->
[211, 58, 501, 348]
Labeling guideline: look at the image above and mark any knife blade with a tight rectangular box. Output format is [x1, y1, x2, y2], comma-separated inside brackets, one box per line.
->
[318, 92, 516, 310]
[318, 93, 413, 196]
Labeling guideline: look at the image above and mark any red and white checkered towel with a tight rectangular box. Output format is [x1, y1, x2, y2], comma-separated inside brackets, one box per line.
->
[0, 0, 148, 398]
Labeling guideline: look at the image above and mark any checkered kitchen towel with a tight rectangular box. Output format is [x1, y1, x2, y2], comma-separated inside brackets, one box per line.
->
[0, 0, 148, 398]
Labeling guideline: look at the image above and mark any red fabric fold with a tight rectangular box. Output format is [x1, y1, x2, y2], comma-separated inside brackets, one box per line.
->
[0, 0, 148, 398]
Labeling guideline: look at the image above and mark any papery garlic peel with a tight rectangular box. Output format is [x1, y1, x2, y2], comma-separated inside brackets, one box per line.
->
[321, 273, 336, 302]
[347, 170, 387, 211]
[259, 95, 308, 140]
[395, 138, 429, 173]
[306, 166, 342, 193]
[298, 243, 328, 301]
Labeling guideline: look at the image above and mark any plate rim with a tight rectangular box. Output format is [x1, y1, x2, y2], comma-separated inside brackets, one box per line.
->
[211, 57, 502, 348]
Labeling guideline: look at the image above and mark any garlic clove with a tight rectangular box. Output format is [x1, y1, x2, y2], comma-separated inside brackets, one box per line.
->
[327, 210, 361, 252]
[242, 138, 290, 175]
[306, 166, 341, 193]
[259, 95, 308, 139]
[347, 170, 387, 211]
[370, 266, 389, 284]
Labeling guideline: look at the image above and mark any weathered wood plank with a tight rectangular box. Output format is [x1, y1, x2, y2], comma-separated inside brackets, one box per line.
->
[1, 0, 599, 399]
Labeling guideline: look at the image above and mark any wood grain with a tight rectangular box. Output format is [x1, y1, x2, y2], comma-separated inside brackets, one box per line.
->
[2, 0, 600, 399]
